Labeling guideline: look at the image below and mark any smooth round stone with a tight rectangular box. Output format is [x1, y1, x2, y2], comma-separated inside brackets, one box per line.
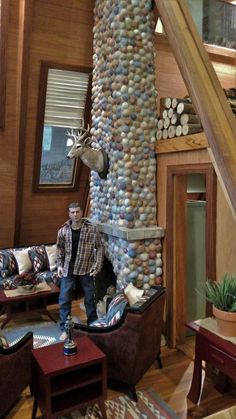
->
[128, 249, 137, 258]
[149, 251, 156, 259]
[156, 258, 163, 267]
[155, 277, 163, 285]
[129, 271, 139, 280]
[156, 267, 163, 276]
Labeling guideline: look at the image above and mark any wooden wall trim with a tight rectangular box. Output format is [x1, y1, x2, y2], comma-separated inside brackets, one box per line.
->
[14, 1, 33, 246]
[156, 133, 208, 154]
[155, 33, 236, 62]
[0, 0, 9, 130]
[156, 0, 236, 218]
[165, 163, 216, 347]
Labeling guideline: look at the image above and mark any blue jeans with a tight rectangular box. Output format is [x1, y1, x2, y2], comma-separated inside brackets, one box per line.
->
[59, 273, 97, 331]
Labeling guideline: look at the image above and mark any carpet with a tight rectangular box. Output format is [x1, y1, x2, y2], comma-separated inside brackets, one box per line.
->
[63, 388, 178, 419]
[2, 319, 62, 348]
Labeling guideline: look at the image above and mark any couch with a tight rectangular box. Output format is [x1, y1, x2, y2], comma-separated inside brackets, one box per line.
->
[0, 244, 59, 289]
[74, 285, 166, 401]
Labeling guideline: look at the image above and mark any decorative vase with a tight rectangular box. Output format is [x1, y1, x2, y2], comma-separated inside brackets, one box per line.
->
[17, 284, 37, 294]
[213, 305, 236, 337]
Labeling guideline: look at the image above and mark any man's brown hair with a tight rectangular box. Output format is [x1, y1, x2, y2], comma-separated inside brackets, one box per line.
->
[68, 202, 81, 209]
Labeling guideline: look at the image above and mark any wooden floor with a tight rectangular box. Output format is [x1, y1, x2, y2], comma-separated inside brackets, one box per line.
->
[3, 300, 236, 419]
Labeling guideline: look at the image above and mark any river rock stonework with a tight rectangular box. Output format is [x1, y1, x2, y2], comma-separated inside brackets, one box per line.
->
[90, 0, 163, 290]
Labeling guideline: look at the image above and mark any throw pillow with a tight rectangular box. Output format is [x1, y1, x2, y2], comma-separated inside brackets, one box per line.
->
[28, 245, 49, 273]
[124, 282, 144, 306]
[14, 248, 33, 274]
[91, 293, 128, 328]
[106, 293, 128, 326]
[0, 334, 9, 348]
[45, 244, 57, 271]
[0, 249, 18, 278]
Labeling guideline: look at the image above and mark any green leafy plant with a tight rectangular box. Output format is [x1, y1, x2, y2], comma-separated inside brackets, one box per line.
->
[197, 274, 236, 312]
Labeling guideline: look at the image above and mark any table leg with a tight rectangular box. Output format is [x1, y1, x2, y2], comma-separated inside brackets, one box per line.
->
[42, 298, 57, 323]
[187, 340, 203, 403]
[31, 397, 38, 419]
[44, 309, 57, 323]
[215, 371, 228, 394]
[98, 400, 107, 419]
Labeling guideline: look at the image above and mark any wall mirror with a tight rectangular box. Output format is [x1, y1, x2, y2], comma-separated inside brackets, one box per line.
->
[33, 62, 92, 192]
[0, 0, 9, 130]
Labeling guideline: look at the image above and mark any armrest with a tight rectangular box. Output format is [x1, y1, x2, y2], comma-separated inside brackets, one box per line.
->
[73, 309, 129, 334]
[128, 286, 165, 313]
[0, 332, 33, 354]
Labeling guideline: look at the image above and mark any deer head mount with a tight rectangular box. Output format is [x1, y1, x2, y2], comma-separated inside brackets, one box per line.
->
[66, 122, 109, 179]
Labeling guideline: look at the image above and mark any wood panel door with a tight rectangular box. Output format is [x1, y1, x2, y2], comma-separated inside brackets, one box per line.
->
[166, 163, 216, 347]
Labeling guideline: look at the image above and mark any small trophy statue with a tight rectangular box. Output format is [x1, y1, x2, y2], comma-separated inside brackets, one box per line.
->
[63, 315, 77, 356]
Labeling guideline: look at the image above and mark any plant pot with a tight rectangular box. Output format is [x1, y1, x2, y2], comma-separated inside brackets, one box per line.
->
[213, 305, 236, 337]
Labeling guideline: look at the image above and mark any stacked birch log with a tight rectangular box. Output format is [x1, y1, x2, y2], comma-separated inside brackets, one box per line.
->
[157, 89, 236, 141]
[224, 88, 236, 117]
[156, 96, 203, 140]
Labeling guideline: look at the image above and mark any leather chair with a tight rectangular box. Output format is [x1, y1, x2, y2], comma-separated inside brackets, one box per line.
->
[0, 332, 33, 417]
[74, 286, 166, 401]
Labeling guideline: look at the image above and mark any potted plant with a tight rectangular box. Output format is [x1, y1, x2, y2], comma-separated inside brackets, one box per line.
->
[200, 274, 236, 337]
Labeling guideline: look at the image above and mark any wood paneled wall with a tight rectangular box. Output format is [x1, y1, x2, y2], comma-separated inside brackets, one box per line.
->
[154, 34, 236, 281]
[0, 1, 235, 260]
[0, 0, 94, 248]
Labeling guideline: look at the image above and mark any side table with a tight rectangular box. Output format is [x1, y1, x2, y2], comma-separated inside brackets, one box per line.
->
[31, 336, 107, 419]
[186, 320, 236, 404]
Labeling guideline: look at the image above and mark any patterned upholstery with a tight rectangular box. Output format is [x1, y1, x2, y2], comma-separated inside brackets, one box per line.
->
[28, 245, 49, 273]
[36, 270, 59, 285]
[91, 293, 128, 328]
[0, 250, 18, 279]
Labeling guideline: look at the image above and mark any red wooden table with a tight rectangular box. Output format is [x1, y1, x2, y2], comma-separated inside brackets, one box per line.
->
[186, 320, 236, 403]
[0, 283, 59, 328]
[31, 336, 107, 419]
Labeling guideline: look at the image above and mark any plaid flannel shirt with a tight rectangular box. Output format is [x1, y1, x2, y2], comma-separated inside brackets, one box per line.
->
[56, 218, 104, 276]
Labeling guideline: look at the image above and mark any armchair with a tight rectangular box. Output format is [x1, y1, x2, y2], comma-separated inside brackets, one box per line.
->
[0, 332, 33, 417]
[74, 286, 166, 401]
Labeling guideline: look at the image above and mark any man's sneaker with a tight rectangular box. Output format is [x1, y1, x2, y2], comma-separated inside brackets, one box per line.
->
[59, 331, 68, 341]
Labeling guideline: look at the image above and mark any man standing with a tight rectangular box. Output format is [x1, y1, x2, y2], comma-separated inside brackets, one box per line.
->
[56, 203, 104, 340]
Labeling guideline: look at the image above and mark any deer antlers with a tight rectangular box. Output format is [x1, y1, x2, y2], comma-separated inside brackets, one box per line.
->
[66, 119, 92, 145]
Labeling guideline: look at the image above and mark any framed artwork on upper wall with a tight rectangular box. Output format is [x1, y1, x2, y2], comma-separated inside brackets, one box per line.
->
[32, 62, 92, 192]
[0, 0, 9, 130]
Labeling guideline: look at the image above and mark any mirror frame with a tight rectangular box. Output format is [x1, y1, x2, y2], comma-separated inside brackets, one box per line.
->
[32, 61, 92, 192]
[0, 0, 9, 130]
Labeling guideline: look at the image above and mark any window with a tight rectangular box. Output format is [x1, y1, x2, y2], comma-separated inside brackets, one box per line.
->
[187, 0, 236, 50]
[0, 0, 9, 130]
[33, 62, 92, 192]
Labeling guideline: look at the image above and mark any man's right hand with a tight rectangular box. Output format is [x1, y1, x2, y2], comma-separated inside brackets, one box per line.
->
[57, 267, 63, 277]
